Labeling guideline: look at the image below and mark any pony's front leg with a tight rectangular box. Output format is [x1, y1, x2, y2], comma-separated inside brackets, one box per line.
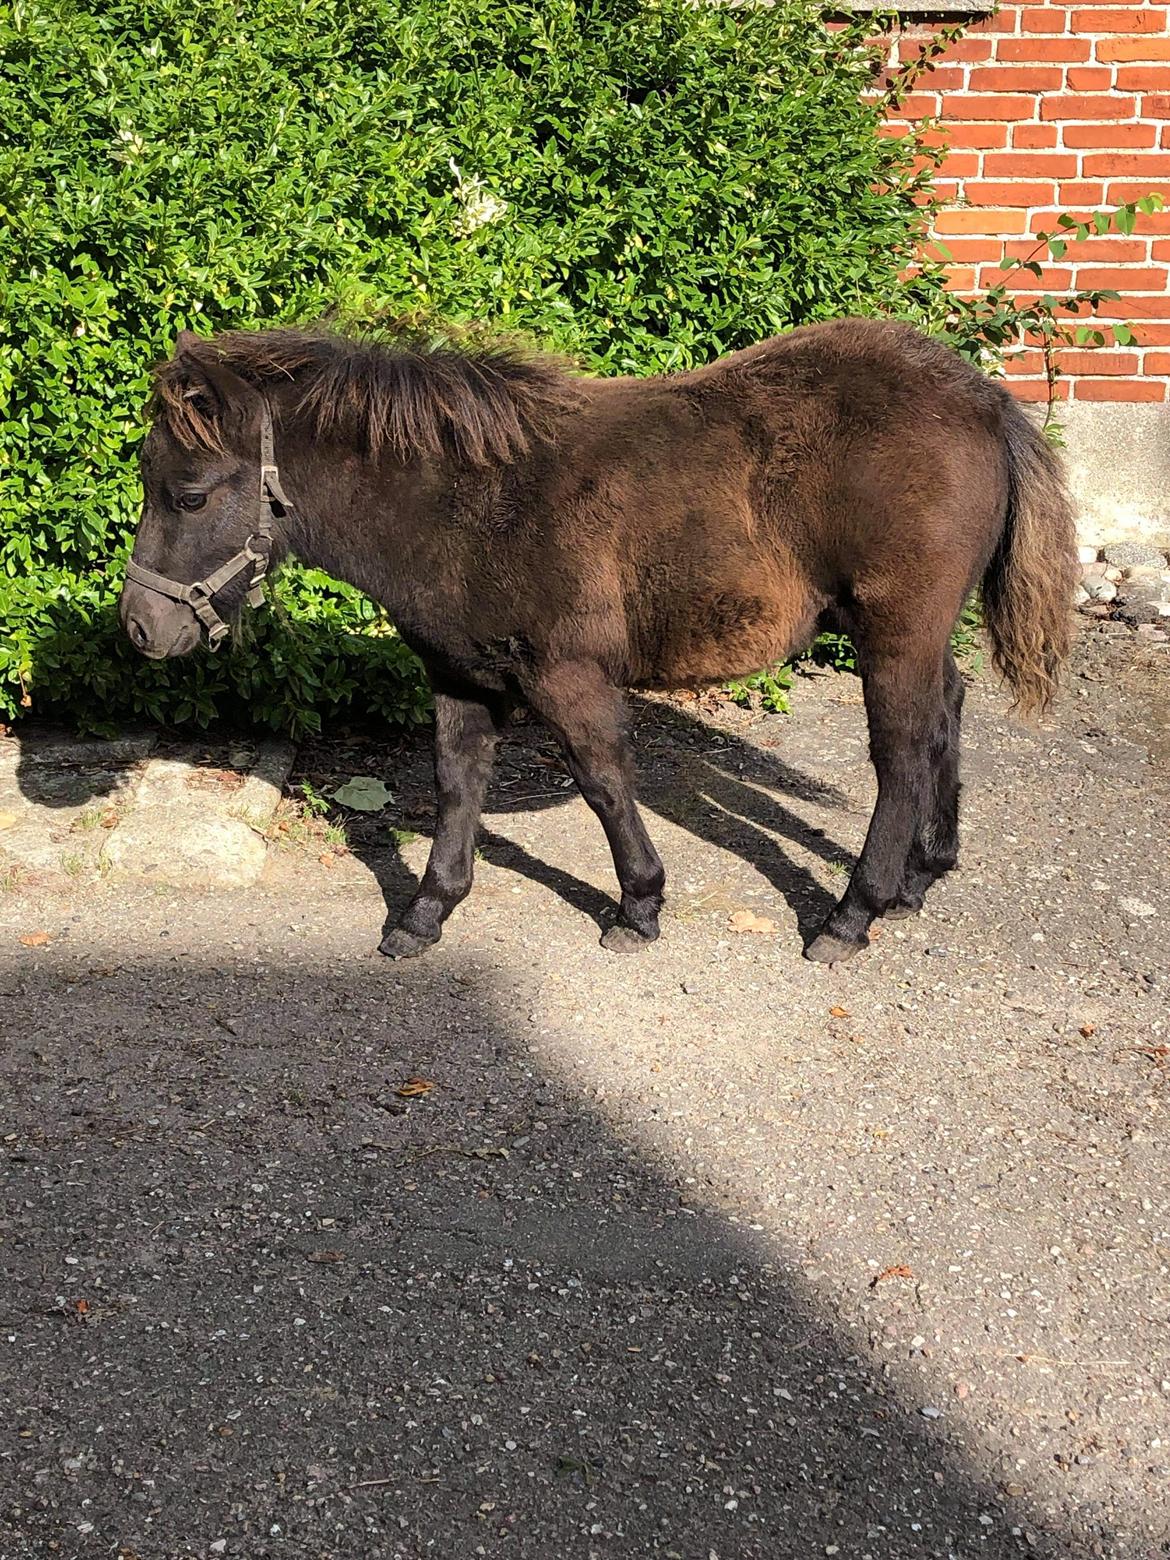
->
[528, 662, 666, 953]
[379, 689, 508, 958]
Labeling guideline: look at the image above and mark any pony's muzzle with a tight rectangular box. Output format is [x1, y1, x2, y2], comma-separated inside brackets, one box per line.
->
[118, 581, 201, 659]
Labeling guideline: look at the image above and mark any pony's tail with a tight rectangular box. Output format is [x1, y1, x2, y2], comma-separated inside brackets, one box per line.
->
[982, 401, 1079, 719]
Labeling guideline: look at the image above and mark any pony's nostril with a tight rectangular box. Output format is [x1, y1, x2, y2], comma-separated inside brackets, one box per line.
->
[129, 616, 150, 651]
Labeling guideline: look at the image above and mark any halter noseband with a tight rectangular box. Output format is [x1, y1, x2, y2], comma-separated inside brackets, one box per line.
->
[125, 403, 291, 651]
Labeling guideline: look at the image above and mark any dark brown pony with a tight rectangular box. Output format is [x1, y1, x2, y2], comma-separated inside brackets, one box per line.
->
[120, 320, 1077, 964]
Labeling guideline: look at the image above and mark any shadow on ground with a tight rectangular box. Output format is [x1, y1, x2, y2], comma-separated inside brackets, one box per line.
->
[0, 941, 1091, 1559]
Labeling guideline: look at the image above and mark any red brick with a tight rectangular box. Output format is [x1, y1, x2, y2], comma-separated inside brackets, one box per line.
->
[1104, 178, 1170, 200]
[1096, 38, 1170, 62]
[1077, 264, 1169, 288]
[1002, 350, 1048, 375]
[1012, 122, 1060, 147]
[1115, 65, 1170, 89]
[1141, 93, 1170, 117]
[1055, 350, 1140, 373]
[1066, 67, 1116, 89]
[1073, 379, 1166, 399]
[968, 66, 1064, 90]
[1125, 322, 1170, 343]
[964, 179, 1057, 204]
[1143, 350, 1170, 371]
[1026, 234, 1152, 263]
[1009, 379, 1070, 401]
[1113, 207, 1170, 232]
[880, 66, 967, 92]
[1061, 122, 1158, 147]
[1162, 124, 1170, 146]
[939, 38, 996, 62]
[1094, 292, 1170, 317]
[938, 151, 984, 177]
[925, 122, 1011, 149]
[1154, 238, 1170, 256]
[979, 264, 1076, 288]
[891, 94, 941, 118]
[943, 266, 979, 290]
[945, 94, 1039, 119]
[1054, 182, 1108, 203]
[1021, 10, 1074, 32]
[1083, 152, 1170, 175]
[923, 237, 1012, 261]
[1071, 9, 1166, 30]
[934, 207, 1031, 233]
[982, 151, 1079, 177]
[1040, 94, 1137, 119]
[996, 38, 1091, 61]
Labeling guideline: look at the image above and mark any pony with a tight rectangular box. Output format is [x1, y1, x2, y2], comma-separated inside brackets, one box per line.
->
[120, 321, 1077, 964]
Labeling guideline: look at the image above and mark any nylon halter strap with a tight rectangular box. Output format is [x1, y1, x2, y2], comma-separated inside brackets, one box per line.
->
[125, 403, 291, 651]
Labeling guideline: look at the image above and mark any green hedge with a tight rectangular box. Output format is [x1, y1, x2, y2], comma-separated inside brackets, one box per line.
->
[1, 0, 955, 734]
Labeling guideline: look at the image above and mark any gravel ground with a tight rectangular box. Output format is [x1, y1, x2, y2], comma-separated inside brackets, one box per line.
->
[1, 632, 1168, 1560]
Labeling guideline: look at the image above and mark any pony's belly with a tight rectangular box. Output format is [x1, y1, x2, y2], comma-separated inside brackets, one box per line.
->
[630, 590, 820, 690]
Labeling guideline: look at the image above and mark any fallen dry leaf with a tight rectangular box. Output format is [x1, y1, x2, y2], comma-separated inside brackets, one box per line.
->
[396, 1077, 436, 1099]
[318, 852, 336, 869]
[1079, 1023, 1097, 1038]
[728, 909, 776, 935]
[829, 1005, 851, 1019]
[19, 931, 52, 948]
[869, 1264, 914, 1290]
[307, 1249, 345, 1264]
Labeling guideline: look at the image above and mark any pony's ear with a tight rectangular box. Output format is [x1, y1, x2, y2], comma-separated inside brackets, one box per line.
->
[169, 338, 263, 445]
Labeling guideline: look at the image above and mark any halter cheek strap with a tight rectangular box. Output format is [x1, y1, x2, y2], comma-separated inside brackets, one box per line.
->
[125, 402, 292, 651]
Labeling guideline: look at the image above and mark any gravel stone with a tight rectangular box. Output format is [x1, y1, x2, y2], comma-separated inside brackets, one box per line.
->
[1103, 542, 1168, 570]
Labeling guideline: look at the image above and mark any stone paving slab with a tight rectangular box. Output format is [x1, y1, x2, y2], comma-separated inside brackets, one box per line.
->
[0, 728, 158, 877]
[0, 728, 295, 889]
[99, 739, 296, 889]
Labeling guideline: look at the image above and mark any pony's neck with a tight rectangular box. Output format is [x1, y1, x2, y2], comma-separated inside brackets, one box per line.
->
[269, 411, 452, 624]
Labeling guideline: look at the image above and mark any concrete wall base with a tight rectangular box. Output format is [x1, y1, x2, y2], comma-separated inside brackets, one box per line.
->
[1055, 402, 1170, 549]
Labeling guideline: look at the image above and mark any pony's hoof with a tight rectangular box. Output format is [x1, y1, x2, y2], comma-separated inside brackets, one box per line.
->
[600, 924, 656, 954]
[884, 900, 922, 921]
[379, 926, 438, 959]
[804, 930, 867, 965]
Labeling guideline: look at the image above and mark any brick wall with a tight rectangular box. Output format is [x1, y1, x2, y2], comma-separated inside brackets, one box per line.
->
[883, 0, 1170, 404]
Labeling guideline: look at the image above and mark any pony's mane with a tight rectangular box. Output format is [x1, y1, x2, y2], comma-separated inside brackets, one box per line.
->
[152, 326, 584, 465]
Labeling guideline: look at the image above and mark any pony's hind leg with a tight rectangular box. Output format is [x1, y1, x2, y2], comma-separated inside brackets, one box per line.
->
[380, 687, 509, 958]
[887, 648, 964, 918]
[527, 661, 666, 952]
[805, 636, 947, 964]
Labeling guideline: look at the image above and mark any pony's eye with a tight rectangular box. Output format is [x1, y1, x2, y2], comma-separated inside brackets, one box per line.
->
[177, 492, 207, 512]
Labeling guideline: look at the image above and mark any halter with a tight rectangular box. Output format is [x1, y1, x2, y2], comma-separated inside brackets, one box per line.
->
[125, 403, 291, 651]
